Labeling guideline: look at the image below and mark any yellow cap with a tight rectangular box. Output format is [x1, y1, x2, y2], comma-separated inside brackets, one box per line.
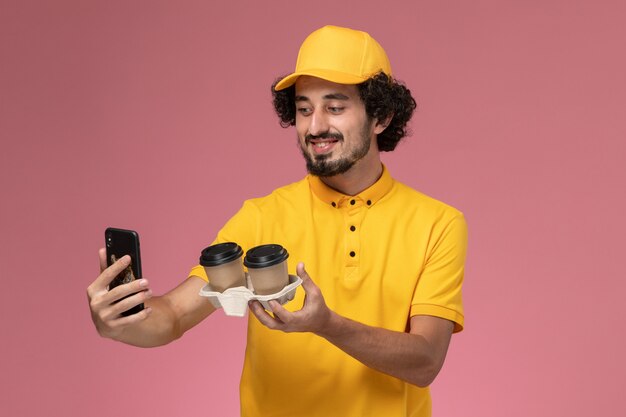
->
[274, 25, 392, 91]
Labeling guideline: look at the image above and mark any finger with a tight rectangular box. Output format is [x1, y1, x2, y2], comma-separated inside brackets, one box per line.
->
[296, 262, 307, 278]
[88, 253, 130, 300]
[106, 278, 150, 303]
[269, 300, 292, 323]
[87, 248, 109, 299]
[93, 255, 132, 290]
[98, 248, 107, 273]
[296, 262, 318, 294]
[89, 277, 149, 314]
[109, 306, 153, 328]
[249, 301, 284, 330]
[110, 289, 152, 316]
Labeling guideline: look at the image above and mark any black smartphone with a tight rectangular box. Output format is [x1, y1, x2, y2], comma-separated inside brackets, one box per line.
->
[105, 227, 144, 316]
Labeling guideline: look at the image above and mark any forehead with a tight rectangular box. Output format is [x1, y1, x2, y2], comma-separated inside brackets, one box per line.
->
[294, 76, 360, 100]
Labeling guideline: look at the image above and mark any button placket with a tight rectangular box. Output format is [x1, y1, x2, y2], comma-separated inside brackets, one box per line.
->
[344, 199, 363, 269]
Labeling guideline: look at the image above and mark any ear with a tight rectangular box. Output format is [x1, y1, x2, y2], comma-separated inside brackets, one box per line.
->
[374, 114, 393, 135]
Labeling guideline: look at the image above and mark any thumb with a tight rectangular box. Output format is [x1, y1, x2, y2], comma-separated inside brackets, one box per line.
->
[296, 262, 317, 292]
[99, 248, 108, 273]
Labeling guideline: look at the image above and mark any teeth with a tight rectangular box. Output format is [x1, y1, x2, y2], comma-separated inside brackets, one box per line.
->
[314, 142, 331, 148]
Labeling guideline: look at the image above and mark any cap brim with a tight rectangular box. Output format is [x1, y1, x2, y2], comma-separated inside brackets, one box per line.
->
[274, 69, 372, 91]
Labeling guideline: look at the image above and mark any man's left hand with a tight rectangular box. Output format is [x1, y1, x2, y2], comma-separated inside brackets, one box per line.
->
[248, 262, 332, 334]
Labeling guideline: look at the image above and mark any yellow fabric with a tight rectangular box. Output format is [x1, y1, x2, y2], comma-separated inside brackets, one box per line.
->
[188, 166, 467, 417]
[274, 25, 392, 91]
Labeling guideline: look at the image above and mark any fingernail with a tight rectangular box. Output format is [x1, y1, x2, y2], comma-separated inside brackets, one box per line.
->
[139, 279, 148, 287]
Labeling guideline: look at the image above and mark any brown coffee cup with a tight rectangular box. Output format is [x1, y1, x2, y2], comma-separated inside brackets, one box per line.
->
[244, 244, 290, 295]
[199, 242, 246, 292]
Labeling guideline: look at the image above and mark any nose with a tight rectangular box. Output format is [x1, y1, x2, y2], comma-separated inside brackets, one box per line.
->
[308, 110, 330, 137]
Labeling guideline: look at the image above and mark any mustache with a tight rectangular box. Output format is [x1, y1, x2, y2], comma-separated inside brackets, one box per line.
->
[305, 132, 344, 143]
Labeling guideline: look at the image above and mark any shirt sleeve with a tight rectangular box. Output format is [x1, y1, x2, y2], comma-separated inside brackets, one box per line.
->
[187, 200, 261, 282]
[410, 213, 468, 332]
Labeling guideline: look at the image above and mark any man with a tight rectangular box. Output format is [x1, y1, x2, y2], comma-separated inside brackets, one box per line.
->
[87, 25, 467, 417]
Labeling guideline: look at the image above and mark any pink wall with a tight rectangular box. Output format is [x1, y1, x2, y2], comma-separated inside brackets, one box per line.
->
[2, 1, 625, 416]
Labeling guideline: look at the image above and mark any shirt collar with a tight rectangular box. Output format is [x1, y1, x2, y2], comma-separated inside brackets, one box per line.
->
[308, 164, 394, 209]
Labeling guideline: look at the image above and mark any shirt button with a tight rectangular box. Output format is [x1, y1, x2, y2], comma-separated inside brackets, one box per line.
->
[350, 225, 356, 232]
[331, 202, 336, 207]
[350, 199, 355, 205]
[366, 200, 372, 206]
[349, 251, 356, 257]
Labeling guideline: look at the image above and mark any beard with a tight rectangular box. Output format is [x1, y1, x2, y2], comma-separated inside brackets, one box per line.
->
[299, 125, 372, 177]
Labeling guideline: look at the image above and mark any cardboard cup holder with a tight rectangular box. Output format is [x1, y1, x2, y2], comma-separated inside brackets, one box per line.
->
[199, 274, 302, 317]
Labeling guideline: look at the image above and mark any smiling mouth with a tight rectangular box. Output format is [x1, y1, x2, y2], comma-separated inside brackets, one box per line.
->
[308, 139, 339, 154]
[306, 132, 343, 154]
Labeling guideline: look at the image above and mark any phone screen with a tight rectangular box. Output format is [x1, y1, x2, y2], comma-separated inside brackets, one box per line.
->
[105, 227, 144, 316]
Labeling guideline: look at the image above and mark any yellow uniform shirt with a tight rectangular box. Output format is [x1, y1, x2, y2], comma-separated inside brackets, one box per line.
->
[189, 166, 467, 417]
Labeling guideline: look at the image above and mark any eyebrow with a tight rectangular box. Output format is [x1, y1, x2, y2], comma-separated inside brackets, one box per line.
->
[295, 93, 351, 102]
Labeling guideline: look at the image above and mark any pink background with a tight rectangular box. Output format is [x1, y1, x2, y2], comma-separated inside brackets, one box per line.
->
[1, 1, 625, 416]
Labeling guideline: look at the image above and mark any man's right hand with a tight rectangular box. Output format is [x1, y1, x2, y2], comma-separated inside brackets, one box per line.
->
[87, 248, 153, 340]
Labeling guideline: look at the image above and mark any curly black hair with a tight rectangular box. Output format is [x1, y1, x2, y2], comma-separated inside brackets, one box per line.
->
[271, 72, 417, 152]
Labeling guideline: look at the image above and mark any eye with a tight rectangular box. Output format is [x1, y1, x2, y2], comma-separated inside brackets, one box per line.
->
[328, 106, 344, 114]
[297, 107, 312, 116]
